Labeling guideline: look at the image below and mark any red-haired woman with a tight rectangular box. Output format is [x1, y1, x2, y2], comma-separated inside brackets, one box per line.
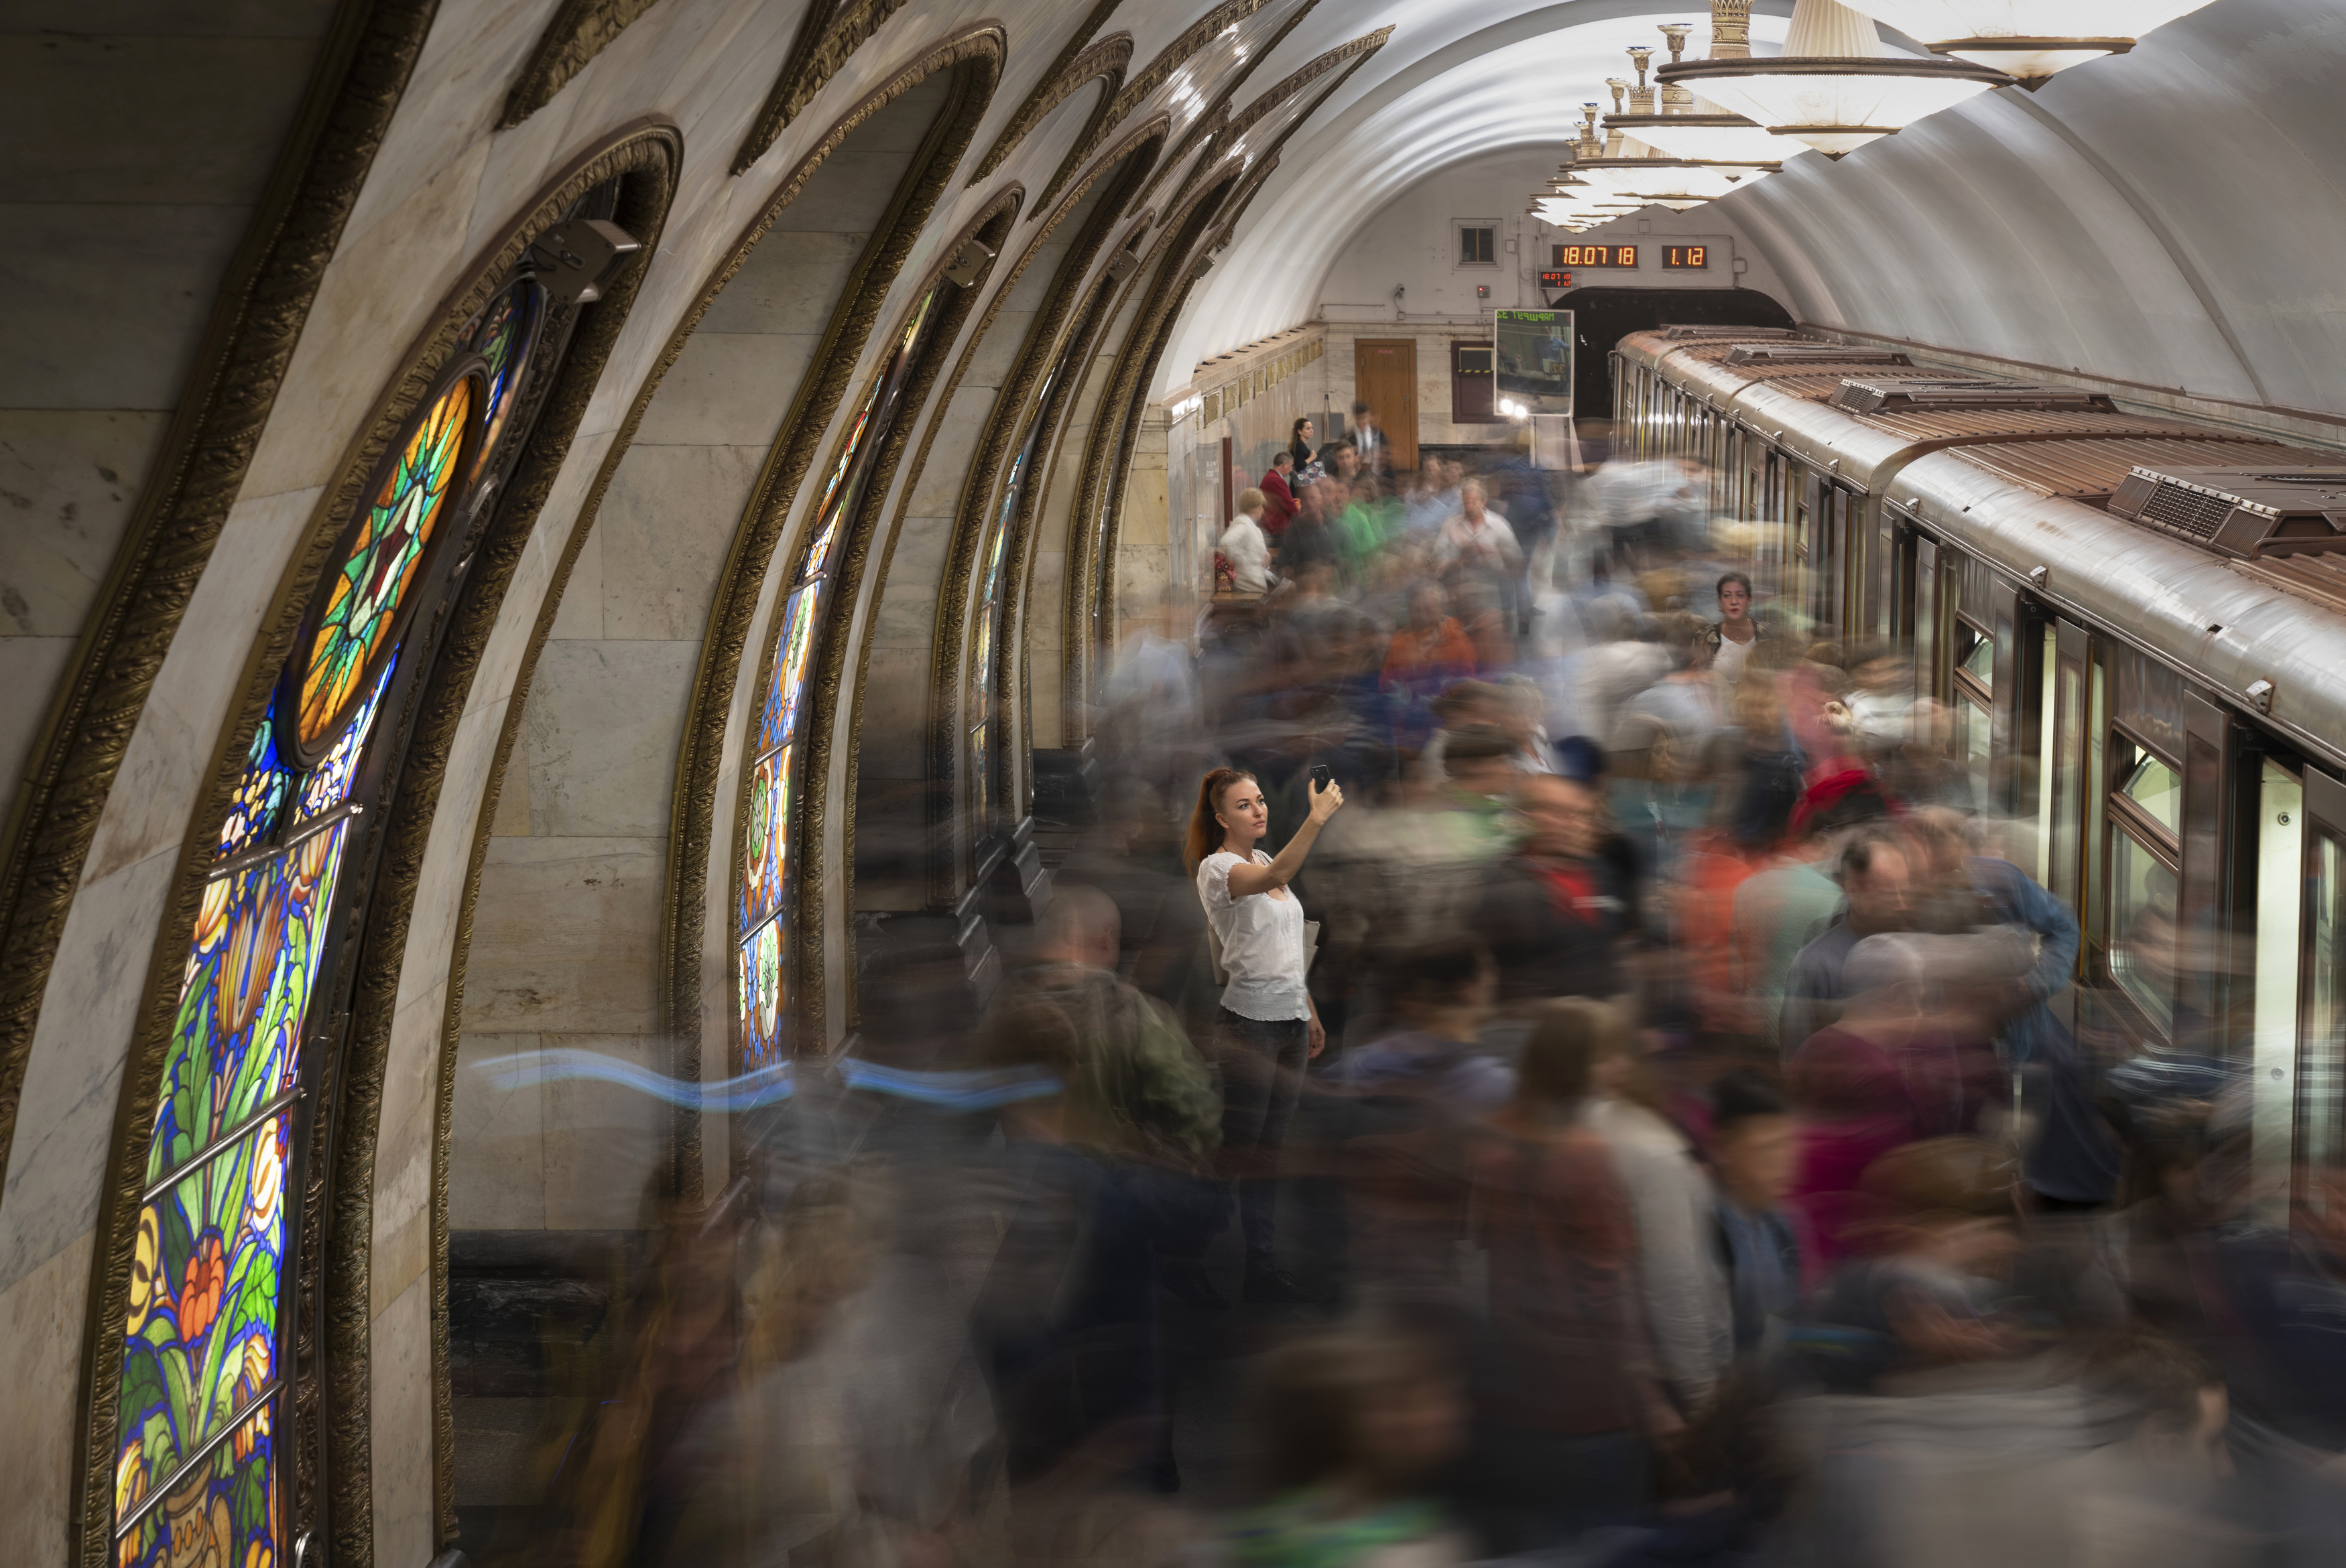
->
[1187, 766, 1344, 1301]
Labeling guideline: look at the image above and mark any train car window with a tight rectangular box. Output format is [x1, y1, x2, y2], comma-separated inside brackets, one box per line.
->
[1957, 623, 1995, 690]
[2113, 644, 2186, 763]
[2121, 753, 2182, 833]
[2109, 745, 2184, 1032]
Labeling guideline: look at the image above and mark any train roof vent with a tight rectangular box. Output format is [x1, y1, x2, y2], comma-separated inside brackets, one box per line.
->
[2106, 465, 2346, 560]
[1827, 379, 2117, 415]
[1662, 324, 1801, 341]
[1722, 344, 1912, 366]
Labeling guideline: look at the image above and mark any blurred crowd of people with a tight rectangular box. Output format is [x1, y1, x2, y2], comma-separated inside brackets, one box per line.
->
[519, 422, 2346, 1568]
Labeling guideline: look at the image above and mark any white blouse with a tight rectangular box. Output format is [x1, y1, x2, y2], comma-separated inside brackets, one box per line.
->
[1195, 849, 1310, 1021]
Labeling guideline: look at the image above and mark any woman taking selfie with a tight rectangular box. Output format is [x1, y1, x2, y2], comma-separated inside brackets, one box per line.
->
[1188, 766, 1345, 1303]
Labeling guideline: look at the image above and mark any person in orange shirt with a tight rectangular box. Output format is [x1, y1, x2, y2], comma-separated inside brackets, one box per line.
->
[1383, 582, 1479, 759]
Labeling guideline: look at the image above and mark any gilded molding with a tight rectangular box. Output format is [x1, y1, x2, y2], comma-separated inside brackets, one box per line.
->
[733, 0, 952, 176]
[1032, 0, 1283, 212]
[969, 27, 1132, 184]
[907, 133, 1166, 909]
[63, 59, 681, 1568]
[1058, 56, 1338, 734]
[1127, 0, 1326, 211]
[0, 0, 438, 1225]
[35, 7, 446, 1556]
[1057, 180, 1239, 738]
[804, 190, 1022, 986]
[498, 0, 670, 128]
[1163, 29, 1387, 212]
[662, 34, 1004, 1108]
[416, 131, 682, 1555]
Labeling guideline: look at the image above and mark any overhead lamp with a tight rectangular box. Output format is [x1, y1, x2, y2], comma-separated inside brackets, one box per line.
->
[1611, 8, 1793, 166]
[1581, 43, 1783, 188]
[1658, 0, 2012, 157]
[1831, 1, 2218, 86]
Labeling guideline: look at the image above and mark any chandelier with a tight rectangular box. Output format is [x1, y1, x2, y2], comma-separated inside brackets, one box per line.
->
[1581, 44, 1782, 189]
[1656, 0, 2011, 157]
[1605, 6, 1790, 167]
[1831, 1, 2219, 86]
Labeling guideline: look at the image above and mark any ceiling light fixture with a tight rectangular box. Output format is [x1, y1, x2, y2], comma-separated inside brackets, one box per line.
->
[1831, 1, 2217, 86]
[1580, 44, 1782, 191]
[1611, 6, 1792, 167]
[1657, 0, 2011, 158]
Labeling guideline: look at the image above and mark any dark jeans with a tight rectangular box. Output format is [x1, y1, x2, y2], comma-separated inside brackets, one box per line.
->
[1215, 1008, 1308, 1260]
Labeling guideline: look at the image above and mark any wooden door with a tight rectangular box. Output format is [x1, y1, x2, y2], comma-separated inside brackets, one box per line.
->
[1353, 338, 1418, 471]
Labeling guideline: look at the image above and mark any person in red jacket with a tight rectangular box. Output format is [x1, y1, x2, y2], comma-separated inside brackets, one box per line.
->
[1259, 450, 1299, 539]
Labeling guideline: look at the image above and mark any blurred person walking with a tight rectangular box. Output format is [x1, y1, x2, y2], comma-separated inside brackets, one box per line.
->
[1779, 825, 1917, 1048]
[1468, 999, 1681, 1551]
[1579, 1013, 1735, 1415]
[1709, 1071, 1808, 1350]
[1381, 586, 1477, 761]
[1317, 934, 1511, 1304]
[1007, 884, 1221, 1165]
[1433, 479, 1521, 582]
[1223, 1329, 1470, 1567]
[1471, 773, 1633, 1005]
[1702, 572, 1765, 689]
[1190, 767, 1345, 1303]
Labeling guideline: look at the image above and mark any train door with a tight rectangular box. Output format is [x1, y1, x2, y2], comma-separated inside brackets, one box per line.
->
[2298, 769, 2346, 1212]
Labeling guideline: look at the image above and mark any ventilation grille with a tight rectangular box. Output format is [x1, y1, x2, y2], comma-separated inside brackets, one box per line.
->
[1662, 324, 1800, 341]
[1724, 344, 1911, 367]
[1827, 378, 2116, 415]
[2136, 480, 2233, 539]
[2107, 464, 2346, 560]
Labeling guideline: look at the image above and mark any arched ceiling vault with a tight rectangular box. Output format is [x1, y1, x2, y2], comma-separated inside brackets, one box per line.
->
[1165, 0, 2346, 424]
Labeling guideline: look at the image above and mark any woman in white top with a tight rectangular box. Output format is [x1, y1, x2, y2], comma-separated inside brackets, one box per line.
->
[1186, 766, 1344, 1300]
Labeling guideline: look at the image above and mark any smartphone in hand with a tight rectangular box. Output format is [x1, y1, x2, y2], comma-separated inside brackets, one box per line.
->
[1310, 763, 1333, 791]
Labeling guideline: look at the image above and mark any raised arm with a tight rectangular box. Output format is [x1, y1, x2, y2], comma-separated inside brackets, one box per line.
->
[1224, 778, 1345, 897]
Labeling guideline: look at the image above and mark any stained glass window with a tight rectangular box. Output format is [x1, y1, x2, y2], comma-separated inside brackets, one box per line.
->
[467, 278, 543, 482]
[290, 379, 472, 758]
[737, 289, 942, 1068]
[113, 202, 599, 1566]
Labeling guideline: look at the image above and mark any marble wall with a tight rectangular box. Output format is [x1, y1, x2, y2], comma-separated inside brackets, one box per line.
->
[0, 1, 334, 844]
[449, 73, 958, 1239]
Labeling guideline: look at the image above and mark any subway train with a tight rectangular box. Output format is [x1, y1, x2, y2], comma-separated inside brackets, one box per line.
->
[1611, 325, 2346, 1214]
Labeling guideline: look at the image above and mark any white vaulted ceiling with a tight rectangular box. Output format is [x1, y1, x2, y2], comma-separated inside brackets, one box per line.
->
[1164, 0, 2346, 422]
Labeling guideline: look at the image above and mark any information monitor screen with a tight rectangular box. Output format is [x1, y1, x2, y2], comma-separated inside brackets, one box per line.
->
[1495, 310, 1574, 405]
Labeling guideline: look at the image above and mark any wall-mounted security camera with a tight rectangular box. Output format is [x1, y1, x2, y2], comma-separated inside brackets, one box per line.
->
[523, 218, 641, 305]
[944, 238, 997, 289]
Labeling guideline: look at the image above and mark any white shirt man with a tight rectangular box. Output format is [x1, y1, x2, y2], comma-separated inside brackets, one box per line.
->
[1434, 483, 1523, 576]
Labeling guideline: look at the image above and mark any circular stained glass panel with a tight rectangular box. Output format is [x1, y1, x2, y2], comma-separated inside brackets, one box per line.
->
[282, 361, 481, 763]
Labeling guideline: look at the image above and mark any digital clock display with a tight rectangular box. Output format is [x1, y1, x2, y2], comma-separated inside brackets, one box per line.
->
[1662, 245, 1710, 269]
[1550, 244, 1638, 269]
[1538, 269, 1570, 290]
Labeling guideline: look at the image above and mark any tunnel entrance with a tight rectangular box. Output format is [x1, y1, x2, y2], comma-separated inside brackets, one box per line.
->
[1552, 285, 1796, 417]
